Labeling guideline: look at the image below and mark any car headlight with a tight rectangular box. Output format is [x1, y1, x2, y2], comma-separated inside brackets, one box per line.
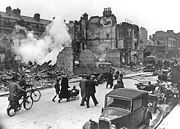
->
[110, 124, 116, 129]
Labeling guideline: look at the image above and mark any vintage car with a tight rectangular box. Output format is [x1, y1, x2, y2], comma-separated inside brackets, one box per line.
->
[98, 88, 152, 129]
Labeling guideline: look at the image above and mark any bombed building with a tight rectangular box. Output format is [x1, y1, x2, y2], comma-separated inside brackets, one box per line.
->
[66, 8, 141, 67]
[0, 6, 51, 69]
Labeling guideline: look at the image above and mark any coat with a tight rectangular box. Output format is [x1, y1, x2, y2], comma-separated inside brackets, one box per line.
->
[59, 77, 70, 99]
[107, 73, 113, 84]
[86, 79, 97, 94]
[79, 78, 87, 98]
[54, 82, 60, 93]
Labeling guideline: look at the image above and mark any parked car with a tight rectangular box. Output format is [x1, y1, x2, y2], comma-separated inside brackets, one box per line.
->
[98, 88, 152, 129]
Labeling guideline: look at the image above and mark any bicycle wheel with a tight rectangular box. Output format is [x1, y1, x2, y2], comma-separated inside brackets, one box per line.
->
[23, 96, 33, 110]
[31, 89, 41, 102]
[7, 103, 16, 117]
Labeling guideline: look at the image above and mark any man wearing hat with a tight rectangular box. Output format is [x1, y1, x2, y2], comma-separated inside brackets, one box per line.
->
[85, 74, 99, 108]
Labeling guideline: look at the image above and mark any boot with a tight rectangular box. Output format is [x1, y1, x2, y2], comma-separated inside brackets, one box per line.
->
[52, 95, 56, 102]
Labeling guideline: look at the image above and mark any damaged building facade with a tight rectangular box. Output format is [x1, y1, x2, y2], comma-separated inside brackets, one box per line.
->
[145, 30, 180, 61]
[67, 8, 142, 67]
[0, 6, 51, 69]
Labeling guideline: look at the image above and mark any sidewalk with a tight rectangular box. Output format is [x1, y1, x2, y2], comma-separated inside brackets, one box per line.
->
[157, 100, 180, 129]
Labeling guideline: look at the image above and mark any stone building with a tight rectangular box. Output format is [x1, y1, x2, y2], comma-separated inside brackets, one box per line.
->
[151, 30, 180, 60]
[87, 8, 117, 57]
[116, 22, 139, 65]
[144, 30, 180, 61]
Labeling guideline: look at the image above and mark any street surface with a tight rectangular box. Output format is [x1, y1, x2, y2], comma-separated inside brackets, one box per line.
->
[0, 72, 157, 129]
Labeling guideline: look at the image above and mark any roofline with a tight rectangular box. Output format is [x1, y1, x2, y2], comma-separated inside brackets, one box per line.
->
[106, 94, 132, 100]
[105, 88, 148, 99]
[0, 11, 51, 24]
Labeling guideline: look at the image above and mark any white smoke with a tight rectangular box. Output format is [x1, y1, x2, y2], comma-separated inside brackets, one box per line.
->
[12, 16, 71, 65]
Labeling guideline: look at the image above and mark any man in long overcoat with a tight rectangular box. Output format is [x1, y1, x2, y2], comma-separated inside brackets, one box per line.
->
[79, 76, 87, 106]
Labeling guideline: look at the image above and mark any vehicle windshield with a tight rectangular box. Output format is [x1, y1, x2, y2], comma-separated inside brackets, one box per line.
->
[106, 97, 131, 111]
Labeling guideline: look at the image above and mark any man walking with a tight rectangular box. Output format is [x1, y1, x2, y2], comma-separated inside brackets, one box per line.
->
[86, 75, 98, 108]
[79, 75, 88, 106]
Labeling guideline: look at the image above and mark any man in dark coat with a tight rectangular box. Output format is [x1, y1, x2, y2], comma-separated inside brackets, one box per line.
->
[106, 72, 114, 88]
[86, 75, 98, 108]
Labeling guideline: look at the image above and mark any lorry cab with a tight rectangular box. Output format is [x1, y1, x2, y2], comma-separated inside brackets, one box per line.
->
[143, 56, 156, 72]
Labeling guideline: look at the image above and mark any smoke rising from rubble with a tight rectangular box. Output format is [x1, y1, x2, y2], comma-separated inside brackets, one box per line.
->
[12, 16, 71, 65]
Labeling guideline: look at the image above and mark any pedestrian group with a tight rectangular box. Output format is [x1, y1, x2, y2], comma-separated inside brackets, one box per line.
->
[8, 70, 124, 110]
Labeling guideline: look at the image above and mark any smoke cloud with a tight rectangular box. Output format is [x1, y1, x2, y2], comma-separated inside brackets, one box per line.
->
[12, 16, 71, 65]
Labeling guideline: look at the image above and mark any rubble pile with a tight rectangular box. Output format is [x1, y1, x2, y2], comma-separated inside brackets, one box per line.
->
[115, 64, 144, 75]
[0, 61, 75, 93]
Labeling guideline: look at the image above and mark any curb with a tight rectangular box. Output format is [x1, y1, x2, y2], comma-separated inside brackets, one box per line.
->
[154, 99, 179, 129]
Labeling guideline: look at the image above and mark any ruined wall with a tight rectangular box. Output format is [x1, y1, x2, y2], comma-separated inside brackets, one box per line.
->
[56, 47, 73, 73]
[79, 49, 97, 66]
[105, 49, 120, 67]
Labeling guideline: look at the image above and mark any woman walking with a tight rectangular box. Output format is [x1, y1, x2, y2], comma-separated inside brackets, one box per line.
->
[52, 78, 60, 102]
[59, 75, 70, 103]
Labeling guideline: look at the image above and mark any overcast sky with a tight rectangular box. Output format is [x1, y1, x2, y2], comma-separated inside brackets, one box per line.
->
[1, 0, 180, 35]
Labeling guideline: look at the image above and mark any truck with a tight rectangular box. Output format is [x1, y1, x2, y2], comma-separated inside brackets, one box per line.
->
[143, 56, 156, 72]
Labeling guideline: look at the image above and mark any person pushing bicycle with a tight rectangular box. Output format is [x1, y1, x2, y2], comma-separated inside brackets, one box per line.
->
[8, 75, 26, 110]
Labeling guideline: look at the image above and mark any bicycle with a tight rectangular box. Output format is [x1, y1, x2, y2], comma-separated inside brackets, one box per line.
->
[27, 84, 41, 102]
[7, 93, 33, 117]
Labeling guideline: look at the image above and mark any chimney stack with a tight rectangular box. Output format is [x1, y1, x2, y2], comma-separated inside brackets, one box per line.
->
[6, 6, 11, 15]
[12, 8, 21, 17]
[103, 7, 112, 17]
[34, 13, 40, 21]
